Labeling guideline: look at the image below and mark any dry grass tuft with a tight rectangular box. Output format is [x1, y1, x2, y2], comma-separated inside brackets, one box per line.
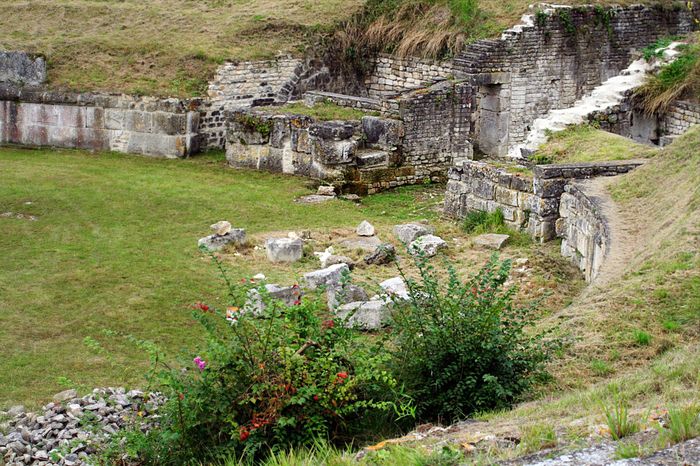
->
[634, 34, 700, 114]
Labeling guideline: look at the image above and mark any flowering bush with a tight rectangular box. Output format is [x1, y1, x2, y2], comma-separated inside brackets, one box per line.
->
[111, 256, 412, 465]
[390, 254, 559, 422]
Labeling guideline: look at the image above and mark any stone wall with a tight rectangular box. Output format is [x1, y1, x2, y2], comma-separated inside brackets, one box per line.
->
[303, 91, 400, 116]
[0, 85, 200, 157]
[366, 54, 456, 99]
[0, 51, 46, 86]
[661, 100, 700, 144]
[453, 4, 698, 154]
[444, 159, 643, 243]
[556, 183, 610, 282]
[207, 56, 304, 110]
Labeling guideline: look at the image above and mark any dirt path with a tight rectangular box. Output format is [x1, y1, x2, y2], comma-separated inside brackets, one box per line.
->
[576, 175, 640, 289]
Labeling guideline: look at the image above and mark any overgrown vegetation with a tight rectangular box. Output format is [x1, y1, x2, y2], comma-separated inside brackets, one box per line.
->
[100, 258, 412, 464]
[533, 124, 658, 164]
[390, 254, 558, 421]
[635, 34, 700, 114]
[462, 209, 531, 246]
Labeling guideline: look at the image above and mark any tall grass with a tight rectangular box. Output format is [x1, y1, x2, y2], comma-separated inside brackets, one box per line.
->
[635, 36, 700, 114]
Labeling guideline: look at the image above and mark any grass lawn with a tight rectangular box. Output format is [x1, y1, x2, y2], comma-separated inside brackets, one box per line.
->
[0, 147, 583, 409]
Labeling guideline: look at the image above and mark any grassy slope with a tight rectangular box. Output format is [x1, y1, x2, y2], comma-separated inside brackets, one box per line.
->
[0, 148, 580, 408]
[0, 0, 658, 97]
[464, 126, 700, 460]
[0, 0, 364, 96]
[535, 125, 659, 164]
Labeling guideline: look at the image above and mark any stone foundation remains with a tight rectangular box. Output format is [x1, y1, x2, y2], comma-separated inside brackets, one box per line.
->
[444, 159, 643, 280]
[0, 85, 200, 157]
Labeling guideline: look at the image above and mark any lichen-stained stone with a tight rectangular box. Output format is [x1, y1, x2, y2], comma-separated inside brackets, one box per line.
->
[265, 238, 304, 263]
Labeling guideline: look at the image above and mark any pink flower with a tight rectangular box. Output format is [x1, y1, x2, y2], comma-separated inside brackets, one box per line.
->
[193, 356, 207, 371]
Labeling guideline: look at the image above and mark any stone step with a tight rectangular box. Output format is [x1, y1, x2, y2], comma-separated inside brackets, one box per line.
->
[356, 149, 389, 168]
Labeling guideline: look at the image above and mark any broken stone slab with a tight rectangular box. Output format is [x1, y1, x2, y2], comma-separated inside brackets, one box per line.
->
[198, 229, 246, 252]
[266, 238, 304, 263]
[409, 234, 448, 257]
[295, 194, 337, 204]
[317, 185, 336, 196]
[393, 223, 434, 245]
[338, 235, 382, 252]
[210, 220, 232, 236]
[364, 243, 396, 265]
[340, 194, 362, 203]
[473, 233, 510, 250]
[303, 263, 350, 291]
[356, 220, 375, 237]
[245, 284, 301, 315]
[380, 277, 410, 300]
[336, 300, 392, 330]
[6, 406, 24, 417]
[327, 284, 369, 309]
[325, 254, 356, 270]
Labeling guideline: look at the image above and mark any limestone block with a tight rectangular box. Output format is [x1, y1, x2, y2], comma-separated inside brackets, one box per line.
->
[473, 233, 510, 250]
[311, 137, 357, 165]
[266, 238, 304, 263]
[495, 186, 519, 207]
[409, 234, 448, 257]
[336, 300, 392, 330]
[380, 276, 410, 300]
[393, 223, 434, 245]
[198, 229, 246, 252]
[303, 263, 350, 291]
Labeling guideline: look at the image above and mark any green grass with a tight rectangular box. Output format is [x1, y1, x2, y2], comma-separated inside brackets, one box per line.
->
[462, 209, 531, 246]
[0, 146, 446, 408]
[534, 125, 658, 164]
[260, 101, 378, 121]
[519, 423, 557, 454]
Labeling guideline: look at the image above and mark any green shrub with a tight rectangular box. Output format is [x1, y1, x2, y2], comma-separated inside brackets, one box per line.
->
[105, 255, 412, 464]
[389, 254, 559, 422]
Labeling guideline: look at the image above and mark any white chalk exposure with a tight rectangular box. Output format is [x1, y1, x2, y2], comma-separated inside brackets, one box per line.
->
[510, 42, 684, 157]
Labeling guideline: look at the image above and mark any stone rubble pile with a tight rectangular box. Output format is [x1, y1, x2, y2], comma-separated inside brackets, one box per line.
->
[0, 388, 164, 466]
[198, 220, 246, 252]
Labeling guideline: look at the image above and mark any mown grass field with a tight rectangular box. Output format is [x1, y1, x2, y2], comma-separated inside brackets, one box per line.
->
[0, 147, 581, 409]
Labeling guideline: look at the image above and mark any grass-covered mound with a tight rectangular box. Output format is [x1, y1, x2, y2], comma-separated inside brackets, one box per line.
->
[533, 124, 658, 164]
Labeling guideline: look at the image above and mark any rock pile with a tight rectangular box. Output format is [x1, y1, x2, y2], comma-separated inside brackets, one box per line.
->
[0, 388, 164, 466]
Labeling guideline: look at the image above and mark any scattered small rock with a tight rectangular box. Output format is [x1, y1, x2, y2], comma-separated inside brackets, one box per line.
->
[356, 220, 375, 237]
[53, 389, 78, 403]
[210, 220, 232, 236]
[364, 243, 396, 265]
[409, 234, 448, 257]
[325, 254, 356, 270]
[473, 233, 510, 250]
[317, 185, 336, 196]
[7, 406, 25, 417]
[393, 223, 434, 245]
[340, 194, 362, 203]
[265, 238, 304, 263]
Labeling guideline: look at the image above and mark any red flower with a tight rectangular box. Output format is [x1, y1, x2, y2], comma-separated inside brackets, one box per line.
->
[239, 427, 250, 442]
[193, 302, 210, 312]
[178, 393, 185, 401]
[313, 395, 320, 401]
[337, 372, 348, 379]
[322, 319, 335, 329]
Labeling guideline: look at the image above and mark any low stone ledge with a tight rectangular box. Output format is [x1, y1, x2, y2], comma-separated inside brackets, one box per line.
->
[534, 159, 646, 180]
